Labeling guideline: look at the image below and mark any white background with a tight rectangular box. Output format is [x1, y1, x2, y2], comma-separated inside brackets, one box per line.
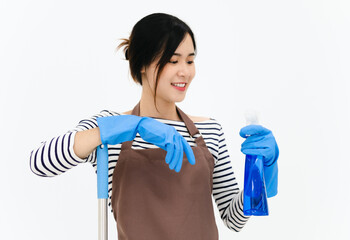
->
[1, 0, 349, 239]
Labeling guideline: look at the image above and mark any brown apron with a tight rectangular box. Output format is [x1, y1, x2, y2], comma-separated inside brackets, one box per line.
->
[111, 102, 219, 240]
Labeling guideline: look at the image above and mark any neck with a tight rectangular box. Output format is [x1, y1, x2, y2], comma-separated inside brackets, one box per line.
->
[139, 92, 181, 121]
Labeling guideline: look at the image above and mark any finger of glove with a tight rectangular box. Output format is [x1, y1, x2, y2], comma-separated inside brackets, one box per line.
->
[241, 146, 274, 163]
[269, 143, 279, 166]
[174, 136, 184, 173]
[242, 134, 276, 162]
[165, 143, 175, 164]
[241, 148, 266, 157]
[239, 125, 271, 138]
[181, 136, 195, 165]
[241, 135, 269, 149]
[262, 147, 276, 166]
[241, 132, 277, 150]
[169, 134, 181, 170]
[241, 134, 266, 145]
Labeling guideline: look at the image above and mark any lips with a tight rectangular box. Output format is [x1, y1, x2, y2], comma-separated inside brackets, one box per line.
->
[171, 82, 187, 91]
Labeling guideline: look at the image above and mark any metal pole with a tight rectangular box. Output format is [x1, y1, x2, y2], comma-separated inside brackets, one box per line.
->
[98, 199, 108, 240]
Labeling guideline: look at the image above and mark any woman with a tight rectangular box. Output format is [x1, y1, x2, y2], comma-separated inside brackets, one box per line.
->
[30, 13, 279, 239]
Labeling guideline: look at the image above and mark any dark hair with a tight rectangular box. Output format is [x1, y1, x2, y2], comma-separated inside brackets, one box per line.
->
[116, 13, 197, 111]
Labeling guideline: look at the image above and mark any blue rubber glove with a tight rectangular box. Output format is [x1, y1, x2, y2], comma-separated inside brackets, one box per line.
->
[97, 115, 143, 145]
[96, 115, 195, 172]
[137, 117, 196, 172]
[240, 125, 279, 197]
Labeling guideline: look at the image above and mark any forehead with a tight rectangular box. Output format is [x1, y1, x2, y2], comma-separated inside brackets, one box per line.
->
[174, 33, 195, 55]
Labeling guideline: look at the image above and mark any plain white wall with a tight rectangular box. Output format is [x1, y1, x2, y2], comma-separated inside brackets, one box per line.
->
[1, 0, 349, 239]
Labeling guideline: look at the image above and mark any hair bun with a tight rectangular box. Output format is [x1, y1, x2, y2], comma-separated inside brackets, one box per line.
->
[116, 38, 130, 60]
[125, 49, 129, 60]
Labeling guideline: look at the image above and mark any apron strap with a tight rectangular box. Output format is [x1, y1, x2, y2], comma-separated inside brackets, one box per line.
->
[131, 101, 200, 137]
[121, 101, 202, 150]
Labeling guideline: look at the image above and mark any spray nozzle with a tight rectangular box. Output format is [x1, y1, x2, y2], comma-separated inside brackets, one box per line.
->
[244, 109, 260, 137]
[245, 109, 260, 125]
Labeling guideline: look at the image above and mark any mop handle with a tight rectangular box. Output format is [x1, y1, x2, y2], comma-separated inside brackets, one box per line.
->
[96, 144, 108, 240]
[97, 144, 109, 199]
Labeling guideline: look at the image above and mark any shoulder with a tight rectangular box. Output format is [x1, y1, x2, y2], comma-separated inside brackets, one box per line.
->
[122, 110, 132, 115]
[187, 114, 211, 123]
[97, 109, 121, 116]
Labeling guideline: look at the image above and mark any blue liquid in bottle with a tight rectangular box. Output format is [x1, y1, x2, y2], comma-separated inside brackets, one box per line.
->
[243, 154, 269, 216]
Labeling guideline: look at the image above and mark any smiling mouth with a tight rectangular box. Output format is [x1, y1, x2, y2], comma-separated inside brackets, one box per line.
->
[171, 83, 187, 91]
[171, 83, 186, 87]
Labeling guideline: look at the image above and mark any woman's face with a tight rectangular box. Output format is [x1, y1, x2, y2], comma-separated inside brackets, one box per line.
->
[141, 33, 196, 103]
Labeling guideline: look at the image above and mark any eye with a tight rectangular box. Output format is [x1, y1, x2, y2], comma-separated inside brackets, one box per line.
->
[169, 60, 178, 64]
[187, 61, 194, 64]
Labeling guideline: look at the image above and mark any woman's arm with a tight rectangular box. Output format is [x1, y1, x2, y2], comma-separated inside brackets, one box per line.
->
[73, 127, 101, 159]
[211, 122, 250, 232]
[29, 110, 118, 177]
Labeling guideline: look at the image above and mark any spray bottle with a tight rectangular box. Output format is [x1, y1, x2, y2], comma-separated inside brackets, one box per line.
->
[243, 110, 269, 216]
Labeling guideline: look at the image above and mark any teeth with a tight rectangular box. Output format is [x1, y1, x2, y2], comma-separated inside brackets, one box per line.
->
[172, 83, 185, 87]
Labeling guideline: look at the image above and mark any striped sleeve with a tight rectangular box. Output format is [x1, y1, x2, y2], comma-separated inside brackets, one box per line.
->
[211, 122, 250, 232]
[29, 110, 119, 177]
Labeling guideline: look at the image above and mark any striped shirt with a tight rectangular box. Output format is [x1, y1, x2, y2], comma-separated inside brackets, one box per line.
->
[29, 110, 250, 232]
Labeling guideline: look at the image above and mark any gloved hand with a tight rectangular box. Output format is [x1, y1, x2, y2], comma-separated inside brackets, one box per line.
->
[96, 115, 195, 173]
[97, 115, 143, 145]
[239, 125, 279, 197]
[137, 117, 195, 172]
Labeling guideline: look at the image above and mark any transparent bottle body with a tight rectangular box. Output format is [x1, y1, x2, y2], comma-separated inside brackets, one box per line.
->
[243, 154, 269, 216]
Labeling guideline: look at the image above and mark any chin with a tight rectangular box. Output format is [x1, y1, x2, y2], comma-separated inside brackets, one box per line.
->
[174, 95, 187, 103]
[174, 99, 185, 103]
[165, 96, 186, 103]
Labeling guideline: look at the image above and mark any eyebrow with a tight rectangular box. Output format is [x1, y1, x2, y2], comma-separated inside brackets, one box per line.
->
[173, 53, 196, 57]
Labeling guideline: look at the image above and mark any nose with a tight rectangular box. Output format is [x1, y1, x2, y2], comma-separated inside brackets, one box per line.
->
[177, 62, 192, 78]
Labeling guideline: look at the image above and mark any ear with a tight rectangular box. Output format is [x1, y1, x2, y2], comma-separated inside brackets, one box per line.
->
[140, 66, 146, 73]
